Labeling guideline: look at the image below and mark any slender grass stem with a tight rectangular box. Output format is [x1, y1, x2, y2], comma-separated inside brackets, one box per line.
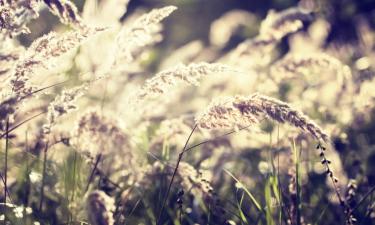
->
[0, 111, 46, 139]
[85, 154, 102, 193]
[184, 125, 251, 153]
[0, 173, 12, 203]
[70, 151, 78, 224]
[352, 185, 375, 212]
[4, 118, 9, 222]
[22, 80, 70, 100]
[39, 138, 50, 211]
[292, 140, 302, 225]
[156, 124, 197, 225]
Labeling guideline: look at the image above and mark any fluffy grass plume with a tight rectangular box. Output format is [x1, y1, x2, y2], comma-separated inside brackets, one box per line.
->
[43, 84, 87, 134]
[71, 110, 130, 157]
[0, 0, 39, 37]
[271, 52, 351, 82]
[114, 5, 177, 65]
[10, 26, 104, 98]
[43, 0, 83, 27]
[137, 62, 234, 99]
[197, 93, 329, 142]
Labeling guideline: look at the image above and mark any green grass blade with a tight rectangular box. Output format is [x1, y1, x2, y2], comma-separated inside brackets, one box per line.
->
[224, 168, 263, 212]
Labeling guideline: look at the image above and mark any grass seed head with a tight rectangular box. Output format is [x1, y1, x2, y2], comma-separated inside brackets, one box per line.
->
[197, 93, 329, 142]
[87, 190, 115, 225]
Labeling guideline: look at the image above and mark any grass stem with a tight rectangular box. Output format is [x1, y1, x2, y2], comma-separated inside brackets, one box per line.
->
[39, 138, 50, 211]
[156, 124, 197, 225]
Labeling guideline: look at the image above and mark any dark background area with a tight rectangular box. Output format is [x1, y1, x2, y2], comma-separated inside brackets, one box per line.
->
[124, 0, 375, 46]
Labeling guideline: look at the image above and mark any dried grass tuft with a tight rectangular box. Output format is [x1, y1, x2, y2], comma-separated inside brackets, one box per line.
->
[136, 62, 234, 100]
[0, 0, 40, 37]
[43, 84, 87, 134]
[271, 52, 351, 83]
[197, 93, 329, 142]
[10, 26, 105, 98]
[86, 190, 115, 225]
[71, 110, 130, 157]
[43, 0, 83, 27]
[114, 5, 177, 65]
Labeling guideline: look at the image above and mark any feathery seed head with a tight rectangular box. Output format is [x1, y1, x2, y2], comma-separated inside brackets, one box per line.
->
[43, 85, 87, 134]
[43, 0, 83, 28]
[137, 62, 234, 100]
[196, 96, 258, 130]
[229, 7, 311, 68]
[86, 190, 115, 225]
[10, 27, 105, 98]
[260, 7, 312, 41]
[72, 110, 130, 157]
[271, 52, 352, 83]
[114, 6, 177, 65]
[0, 0, 40, 37]
[197, 93, 329, 142]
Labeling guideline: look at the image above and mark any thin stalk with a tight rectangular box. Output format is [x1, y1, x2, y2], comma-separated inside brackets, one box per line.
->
[85, 154, 102, 193]
[4, 118, 9, 222]
[352, 185, 375, 212]
[184, 125, 251, 153]
[0, 173, 13, 203]
[316, 143, 348, 221]
[70, 151, 78, 224]
[22, 80, 70, 100]
[24, 131, 29, 225]
[39, 138, 50, 211]
[156, 124, 197, 225]
[277, 125, 282, 224]
[0, 111, 46, 139]
[293, 140, 302, 225]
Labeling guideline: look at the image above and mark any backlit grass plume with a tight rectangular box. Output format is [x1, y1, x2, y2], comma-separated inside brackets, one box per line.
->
[271, 52, 351, 83]
[114, 5, 177, 65]
[196, 93, 329, 142]
[136, 62, 234, 100]
[71, 110, 130, 157]
[10, 26, 105, 98]
[229, 7, 312, 67]
[43, 0, 83, 27]
[43, 84, 87, 134]
[0, 0, 39, 37]
[259, 7, 312, 41]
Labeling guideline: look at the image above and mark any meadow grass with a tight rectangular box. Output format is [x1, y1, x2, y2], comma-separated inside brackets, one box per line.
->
[1, 0, 375, 224]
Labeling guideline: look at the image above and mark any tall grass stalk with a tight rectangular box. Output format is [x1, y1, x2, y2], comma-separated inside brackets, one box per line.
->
[4, 118, 10, 222]
[157, 124, 197, 225]
[85, 154, 102, 193]
[23, 131, 30, 225]
[70, 151, 78, 224]
[39, 138, 49, 211]
[292, 140, 302, 225]
[224, 169, 263, 213]
[0, 112, 46, 139]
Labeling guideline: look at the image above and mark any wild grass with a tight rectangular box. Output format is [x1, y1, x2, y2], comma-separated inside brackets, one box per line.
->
[1, 0, 375, 225]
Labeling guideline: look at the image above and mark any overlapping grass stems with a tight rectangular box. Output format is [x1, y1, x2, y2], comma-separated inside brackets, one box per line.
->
[0, 0, 374, 224]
